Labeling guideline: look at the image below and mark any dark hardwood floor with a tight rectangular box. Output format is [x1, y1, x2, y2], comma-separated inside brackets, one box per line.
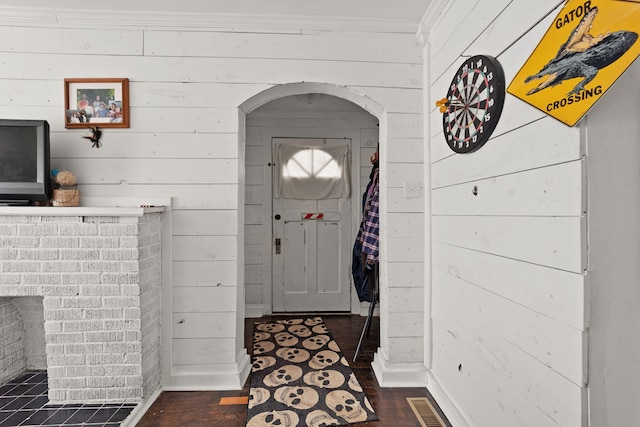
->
[135, 314, 450, 427]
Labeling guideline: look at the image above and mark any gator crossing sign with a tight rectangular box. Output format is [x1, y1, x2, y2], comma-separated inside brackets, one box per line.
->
[508, 0, 640, 126]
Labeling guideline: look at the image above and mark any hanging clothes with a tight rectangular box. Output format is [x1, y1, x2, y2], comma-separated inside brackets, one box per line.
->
[361, 182, 379, 264]
[352, 166, 379, 302]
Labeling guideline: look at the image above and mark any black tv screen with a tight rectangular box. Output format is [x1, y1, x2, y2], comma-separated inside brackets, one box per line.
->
[0, 119, 51, 204]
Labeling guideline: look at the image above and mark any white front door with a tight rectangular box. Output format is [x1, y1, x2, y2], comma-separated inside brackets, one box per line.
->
[272, 138, 352, 312]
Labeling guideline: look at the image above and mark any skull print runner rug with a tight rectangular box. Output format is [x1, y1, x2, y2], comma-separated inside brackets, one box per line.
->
[247, 317, 378, 427]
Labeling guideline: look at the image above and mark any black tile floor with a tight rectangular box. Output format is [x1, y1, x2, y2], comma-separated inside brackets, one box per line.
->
[0, 371, 135, 427]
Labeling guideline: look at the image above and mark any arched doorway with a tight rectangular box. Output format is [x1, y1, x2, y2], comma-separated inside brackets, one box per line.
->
[237, 82, 427, 389]
[238, 83, 386, 311]
[247, 94, 376, 314]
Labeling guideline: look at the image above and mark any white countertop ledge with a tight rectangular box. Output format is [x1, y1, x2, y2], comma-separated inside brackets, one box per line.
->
[0, 205, 165, 216]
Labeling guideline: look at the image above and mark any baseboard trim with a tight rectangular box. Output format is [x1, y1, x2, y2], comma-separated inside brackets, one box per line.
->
[357, 301, 380, 317]
[372, 350, 428, 387]
[245, 304, 264, 318]
[121, 389, 162, 427]
[166, 350, 251, 390]
[426, 371, 470, 427]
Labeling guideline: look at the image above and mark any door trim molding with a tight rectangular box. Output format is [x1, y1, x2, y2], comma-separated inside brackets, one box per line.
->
[262, 130, 362, 314]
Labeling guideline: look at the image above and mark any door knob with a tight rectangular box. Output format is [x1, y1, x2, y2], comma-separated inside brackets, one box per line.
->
[274, 214, 281, 220]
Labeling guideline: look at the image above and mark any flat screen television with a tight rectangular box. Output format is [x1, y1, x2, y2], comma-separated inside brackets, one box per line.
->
[0, 119, 51, 205]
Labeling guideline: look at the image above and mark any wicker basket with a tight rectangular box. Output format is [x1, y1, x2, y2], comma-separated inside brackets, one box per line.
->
[52, 187, 80, 207]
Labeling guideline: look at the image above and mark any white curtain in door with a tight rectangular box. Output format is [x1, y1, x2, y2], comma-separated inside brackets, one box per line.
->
[276, 143, 350, 199]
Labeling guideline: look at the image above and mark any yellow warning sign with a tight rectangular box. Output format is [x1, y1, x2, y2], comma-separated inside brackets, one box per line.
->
[508, 0, 640, 126]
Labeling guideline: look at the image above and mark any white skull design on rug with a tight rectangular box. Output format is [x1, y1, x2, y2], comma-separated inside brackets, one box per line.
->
[246, 317, 377, 427]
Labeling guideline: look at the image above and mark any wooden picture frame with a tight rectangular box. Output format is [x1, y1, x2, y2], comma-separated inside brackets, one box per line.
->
[64, 78, 129, 128]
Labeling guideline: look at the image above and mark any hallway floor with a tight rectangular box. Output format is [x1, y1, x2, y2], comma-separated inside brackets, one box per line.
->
[136, 314, 451, 427]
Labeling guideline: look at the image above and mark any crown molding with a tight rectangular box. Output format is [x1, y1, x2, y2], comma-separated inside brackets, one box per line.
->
[0, 6, 58, 25]
[417, 0, 450, 44]
[0, 5, 421, 34]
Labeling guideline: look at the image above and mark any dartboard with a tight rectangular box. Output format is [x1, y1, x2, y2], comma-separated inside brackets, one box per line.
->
[442, 55, 505, 154]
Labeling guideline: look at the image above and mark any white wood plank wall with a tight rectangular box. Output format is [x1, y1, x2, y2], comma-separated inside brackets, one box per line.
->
[0, 7, 424, 391]
[423, 1, 587, 426]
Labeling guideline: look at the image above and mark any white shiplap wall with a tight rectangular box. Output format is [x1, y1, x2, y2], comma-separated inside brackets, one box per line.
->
[422, 1, 587, 426]
[0, 7, 424, 393]
[583, 59, 640, 427]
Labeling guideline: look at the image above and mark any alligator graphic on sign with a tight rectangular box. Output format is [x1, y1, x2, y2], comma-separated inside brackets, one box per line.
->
[525, 6, 638, 96]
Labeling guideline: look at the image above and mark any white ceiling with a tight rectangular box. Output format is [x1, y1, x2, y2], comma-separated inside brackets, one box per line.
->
[3, 0, 431, 25]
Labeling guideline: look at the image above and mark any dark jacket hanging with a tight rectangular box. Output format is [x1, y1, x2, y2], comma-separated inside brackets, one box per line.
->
[352, 166, 379, 302]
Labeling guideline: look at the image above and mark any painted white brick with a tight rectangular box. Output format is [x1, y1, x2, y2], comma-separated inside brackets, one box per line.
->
[44, 322, 62, 334]
[59, 223, 99, 236]
[101, 273, 139, 285]
[0, 274, 21, 285]
[79, 285, 120, 297]
[126, 376, 143, 388]
[45, 344, 64, 355]
[104, 319, 140, 330]
[66, 365, 105, 377]
[124, 330, 141, 342]
[22, 274, 62, 285]
[82, 261, 122, 273]
[0, 285, 40, 296]
[104, 364, 142, 376]
[44, 309, 83, 321]
[43, 298, 61, 309]
[0, 212, 161, 404]
[125, 353, 142, 364]
[59, 249, 100, 260]
[105, 342, 141, 353]
[41, 237, 80, 248]
[17, 223, 59, 236]
[46, 332, 84, 344]
[18, 249, 58, 260]
[42, 262, 82, 273]
[60, 297, 102, 308]
[80, 237, 119, 249]
[99, 224, 139, 236]
[48, 354, 85, 366]
[41, 217, 81, 224]
[100, 249, 139, 261]
[62, 320, 104, 332]
[48, 389, 66, 402]
[84, 308, 123, 319]
[121, 261, 140, 272]
[50, 377, 86, 389]
[40, 285, 80, 296]
[2, 262, 41, 273]
[0, 224, 17, 234]
[86, 376, 126, 388]
[123, 307, 141, 319]
[102, 297, 139, 308]
[84, 331, 124, 342]
[1, 237, 40, 249]
[86, 353, 126, 365]
[119, 237, 139, 248]
[121, 285, 140, 296]
[61, 273, 101, 285]
[64, 343, 104, 354]
[105, 387, 142, 401]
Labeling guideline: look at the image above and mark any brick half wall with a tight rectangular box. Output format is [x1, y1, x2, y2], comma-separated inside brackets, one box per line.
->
[0, 210, 163, 404]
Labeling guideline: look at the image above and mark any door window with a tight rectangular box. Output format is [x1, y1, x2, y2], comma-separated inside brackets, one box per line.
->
[276, 143, 350, 200]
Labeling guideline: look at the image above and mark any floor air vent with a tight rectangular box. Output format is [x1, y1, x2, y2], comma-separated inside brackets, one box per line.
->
[406, 397, 446, 427]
